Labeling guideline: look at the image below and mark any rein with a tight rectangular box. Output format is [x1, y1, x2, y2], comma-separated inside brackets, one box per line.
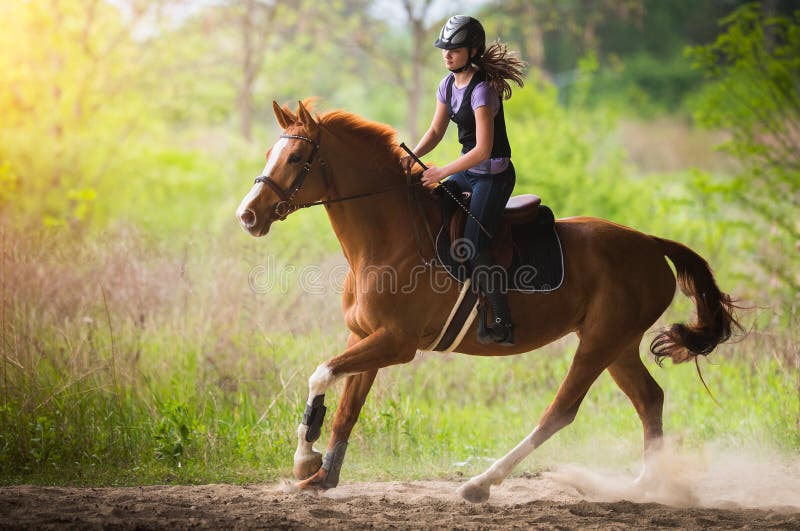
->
[253, 132, 436, 266]
[399, 143, 493, 239]
[255, 133, 406, 220]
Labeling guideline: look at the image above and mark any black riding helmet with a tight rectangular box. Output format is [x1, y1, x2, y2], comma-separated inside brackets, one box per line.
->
[434, 15, 486, 58]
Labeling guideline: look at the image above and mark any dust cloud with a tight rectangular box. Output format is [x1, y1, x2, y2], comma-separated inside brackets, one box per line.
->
[545, 442, 800, 511]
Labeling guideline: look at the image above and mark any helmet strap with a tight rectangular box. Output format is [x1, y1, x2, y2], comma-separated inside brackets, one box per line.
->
[450, 48, 478, 74]
[449, 50, 475, 74]
[449, 62, 472, 73]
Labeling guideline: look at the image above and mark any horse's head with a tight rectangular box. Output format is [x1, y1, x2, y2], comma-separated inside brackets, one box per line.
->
[236, 100, 328, 237]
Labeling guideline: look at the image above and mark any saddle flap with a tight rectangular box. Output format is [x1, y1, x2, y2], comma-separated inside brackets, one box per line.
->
[503, 194, 541, 224]
[448, 193, 543, 254]
[448, 192, 472, 244]
[435, 203, 564, 293]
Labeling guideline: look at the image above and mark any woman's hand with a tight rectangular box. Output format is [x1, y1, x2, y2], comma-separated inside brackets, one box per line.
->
[400, 155, 414, 172]
[421, 166, 447, 190]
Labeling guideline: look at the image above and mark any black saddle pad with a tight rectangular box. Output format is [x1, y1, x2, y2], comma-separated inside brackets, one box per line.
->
[435, 205, 565, 293]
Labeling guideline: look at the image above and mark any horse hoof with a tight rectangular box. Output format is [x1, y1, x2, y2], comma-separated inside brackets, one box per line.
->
[295, 468, 328, 490]
[293, 451, 323, 480]
[458, 480, 491, 504]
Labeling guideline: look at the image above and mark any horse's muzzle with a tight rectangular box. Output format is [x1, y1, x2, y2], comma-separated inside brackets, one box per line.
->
[239, 208, 257, 229]
[237, 207, 272, 237]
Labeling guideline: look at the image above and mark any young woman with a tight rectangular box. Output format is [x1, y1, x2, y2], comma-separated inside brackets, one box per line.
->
[401, 15, 525, 346]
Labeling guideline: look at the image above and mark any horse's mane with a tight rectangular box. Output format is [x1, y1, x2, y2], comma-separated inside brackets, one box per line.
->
[319, 109, 403, 163]
[283, 100, 421, 180]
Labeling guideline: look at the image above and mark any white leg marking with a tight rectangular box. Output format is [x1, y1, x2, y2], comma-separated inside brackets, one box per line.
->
[293, 364, 343, 475]
[294, 424, 318, 464]
[634, 448, 660, 488]
[307, 363, 341, 403]
[459, 426, 540, 503]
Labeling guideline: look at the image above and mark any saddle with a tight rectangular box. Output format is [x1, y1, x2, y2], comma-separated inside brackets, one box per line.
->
[448, 193, 541, 268]
[437, 185, 564, 293]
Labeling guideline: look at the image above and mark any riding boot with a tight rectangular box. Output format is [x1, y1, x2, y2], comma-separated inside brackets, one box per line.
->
[471, 253, 514, 346]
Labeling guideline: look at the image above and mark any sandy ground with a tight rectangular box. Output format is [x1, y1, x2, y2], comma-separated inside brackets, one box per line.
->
[2, 471, 799, 530]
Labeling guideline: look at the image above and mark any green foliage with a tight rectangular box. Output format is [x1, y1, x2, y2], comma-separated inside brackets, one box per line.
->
[504, 70, 655, 226]
[0, 163, 18, 207]
[0, 1, 182, 230]
[687, 3, 800, 307]
[153, 401, 198, 467]
[587, 53, 703, 116]
[532, 0, 745, 115]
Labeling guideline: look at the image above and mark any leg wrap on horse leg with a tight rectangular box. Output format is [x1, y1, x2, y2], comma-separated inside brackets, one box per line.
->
[321, 440, 348, 489]
[302, 395, 326, 443]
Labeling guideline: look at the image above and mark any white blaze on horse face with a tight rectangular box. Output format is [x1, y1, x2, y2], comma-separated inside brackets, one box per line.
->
[235, 181, 263, 224]
[264, 136, 289, 179]
[235, 136, 290, 220]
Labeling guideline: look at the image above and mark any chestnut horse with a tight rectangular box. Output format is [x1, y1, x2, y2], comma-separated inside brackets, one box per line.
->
[236, 101, 738, 503]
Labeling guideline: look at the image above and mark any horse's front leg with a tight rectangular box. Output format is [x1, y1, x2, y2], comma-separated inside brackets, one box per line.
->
[295, 370, 378, 489]
[292, 329, 415, 489]
[292, 333, 361, 482]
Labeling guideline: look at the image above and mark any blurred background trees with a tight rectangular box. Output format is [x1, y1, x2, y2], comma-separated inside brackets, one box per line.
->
[0, 0, 797, 326]
[689, 3, 799, 303]
[3, 0, 795, 301]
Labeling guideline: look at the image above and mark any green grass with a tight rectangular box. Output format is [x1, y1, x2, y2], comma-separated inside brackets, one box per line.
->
[0, 225, 797, 487]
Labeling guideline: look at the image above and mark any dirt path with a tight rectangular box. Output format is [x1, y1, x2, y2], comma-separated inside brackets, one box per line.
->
[2, 475, 798, 530]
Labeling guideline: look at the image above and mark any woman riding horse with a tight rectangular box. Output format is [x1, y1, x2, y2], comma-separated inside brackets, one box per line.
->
[402, 15, 526, 346]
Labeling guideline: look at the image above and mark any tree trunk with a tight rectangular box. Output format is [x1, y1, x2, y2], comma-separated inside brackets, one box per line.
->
[525, 3, 545, 70]
[238, 0, 256, 141]
[406, 16, 426, 140]
[402, 0, 435, 140]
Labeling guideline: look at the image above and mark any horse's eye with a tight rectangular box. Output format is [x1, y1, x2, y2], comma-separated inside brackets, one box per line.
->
[288, 153, 302, 164]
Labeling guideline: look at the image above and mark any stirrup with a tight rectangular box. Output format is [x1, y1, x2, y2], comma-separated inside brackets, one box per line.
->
[477, 304, 515, 347]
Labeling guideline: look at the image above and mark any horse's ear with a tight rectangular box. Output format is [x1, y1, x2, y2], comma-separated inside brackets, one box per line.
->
[272, 100, 295, 129]
[297, 100, 317, 129]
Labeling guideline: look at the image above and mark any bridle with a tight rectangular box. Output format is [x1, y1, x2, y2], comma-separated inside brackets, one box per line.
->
[254, 132, 414, 222]
[252, 131, 439, 266]
[254, 133, 324, 221]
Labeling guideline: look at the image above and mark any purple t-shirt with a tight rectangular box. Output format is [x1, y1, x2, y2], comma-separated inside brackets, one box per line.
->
[437, 73, 510, 175]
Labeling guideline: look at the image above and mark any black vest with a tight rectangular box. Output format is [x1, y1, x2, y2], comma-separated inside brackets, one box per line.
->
[445, 70, 511, 160]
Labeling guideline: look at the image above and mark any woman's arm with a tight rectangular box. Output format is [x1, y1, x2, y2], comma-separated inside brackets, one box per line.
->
[400, 100, 451, 172]
[413, 100, 450, 157]
[421, 104, 494, 189]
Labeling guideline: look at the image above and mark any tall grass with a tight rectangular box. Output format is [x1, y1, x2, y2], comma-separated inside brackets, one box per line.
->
[0, 220, 338, 484]
[0, 221, 797, 486]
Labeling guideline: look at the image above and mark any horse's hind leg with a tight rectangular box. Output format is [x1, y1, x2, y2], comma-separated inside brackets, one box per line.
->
[606, 345, 664, 484]
[459, 338, 625, 503]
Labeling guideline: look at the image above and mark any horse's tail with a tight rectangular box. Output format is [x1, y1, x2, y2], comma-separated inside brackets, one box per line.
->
[650, 237, 741, 365]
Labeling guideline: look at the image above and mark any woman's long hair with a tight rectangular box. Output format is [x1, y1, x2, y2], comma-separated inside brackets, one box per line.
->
[474, 41, 526, 100]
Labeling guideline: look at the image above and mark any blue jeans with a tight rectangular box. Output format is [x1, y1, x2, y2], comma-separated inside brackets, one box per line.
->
[446, 162, 516, 259]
